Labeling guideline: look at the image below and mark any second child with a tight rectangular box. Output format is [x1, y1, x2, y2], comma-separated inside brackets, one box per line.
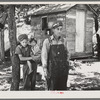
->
[29, 38, 41, 63]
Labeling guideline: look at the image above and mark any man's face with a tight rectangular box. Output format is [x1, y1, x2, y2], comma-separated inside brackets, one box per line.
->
[53, 26, 63, 37]
[20, 39, 28, 47]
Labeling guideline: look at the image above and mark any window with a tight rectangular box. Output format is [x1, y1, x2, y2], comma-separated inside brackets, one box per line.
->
[42, 16, 48, 30]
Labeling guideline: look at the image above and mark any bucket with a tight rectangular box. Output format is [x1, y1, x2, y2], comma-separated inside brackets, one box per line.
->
[36, 72, 42, 81]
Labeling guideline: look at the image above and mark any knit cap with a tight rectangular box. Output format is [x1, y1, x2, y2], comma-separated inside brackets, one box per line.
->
[18, 34, 28, 42]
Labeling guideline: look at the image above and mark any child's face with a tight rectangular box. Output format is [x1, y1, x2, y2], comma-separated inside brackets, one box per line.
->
[20, 39, 28, 47]
[30, 41, 36, 47]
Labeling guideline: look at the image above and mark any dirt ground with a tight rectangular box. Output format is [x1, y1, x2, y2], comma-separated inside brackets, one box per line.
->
[0, 58, 100, 91]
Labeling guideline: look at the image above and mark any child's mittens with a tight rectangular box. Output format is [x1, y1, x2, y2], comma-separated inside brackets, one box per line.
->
[31, 55, 41, 61]
[34, 50, 41, 56]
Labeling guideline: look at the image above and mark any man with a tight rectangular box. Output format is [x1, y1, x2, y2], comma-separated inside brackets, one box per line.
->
[41, 21, 70, 90]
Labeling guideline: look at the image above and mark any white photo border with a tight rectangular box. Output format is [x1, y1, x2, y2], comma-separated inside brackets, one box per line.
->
[0, 0, 100, 99]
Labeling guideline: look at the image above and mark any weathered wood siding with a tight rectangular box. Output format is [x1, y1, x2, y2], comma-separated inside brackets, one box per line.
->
[85, 16, 93, 53]
[31, 16, 46, 47]
[66, 9, 76, 54]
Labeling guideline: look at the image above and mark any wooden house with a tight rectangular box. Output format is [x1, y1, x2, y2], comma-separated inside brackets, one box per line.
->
[28, 4, 98, 58]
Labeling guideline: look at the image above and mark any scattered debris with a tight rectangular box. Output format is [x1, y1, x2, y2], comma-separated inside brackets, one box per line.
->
[0, 59, 100, 91]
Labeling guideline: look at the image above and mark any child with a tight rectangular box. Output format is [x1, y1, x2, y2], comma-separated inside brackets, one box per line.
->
[16, 34, 32, 74]
[29, 38, 41, 62]
[15, 34, 38, 90]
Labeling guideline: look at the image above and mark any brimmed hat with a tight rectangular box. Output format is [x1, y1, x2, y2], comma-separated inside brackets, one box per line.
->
[18, 34, 28, 42]
[52, 21, 63, 29]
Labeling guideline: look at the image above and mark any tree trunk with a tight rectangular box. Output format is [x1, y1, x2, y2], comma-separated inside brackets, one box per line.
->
[10, 54, 20, 90]
[0, 29, 5, 62]
[8, 5, 20, 90]
[0, 11, 8, 62]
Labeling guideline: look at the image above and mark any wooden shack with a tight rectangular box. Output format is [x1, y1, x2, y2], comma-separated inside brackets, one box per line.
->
[29, 4, 98, 58]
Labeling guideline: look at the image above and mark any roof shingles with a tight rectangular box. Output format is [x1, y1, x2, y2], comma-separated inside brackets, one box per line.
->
[27, 4, 98, 17]
[29, 4, 76, 16]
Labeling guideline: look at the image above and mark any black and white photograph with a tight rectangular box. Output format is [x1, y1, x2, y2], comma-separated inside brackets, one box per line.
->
[0, 1, 100, 98]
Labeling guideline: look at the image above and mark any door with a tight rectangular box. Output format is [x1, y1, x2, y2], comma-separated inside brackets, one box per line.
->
[75, 10, 86, 52]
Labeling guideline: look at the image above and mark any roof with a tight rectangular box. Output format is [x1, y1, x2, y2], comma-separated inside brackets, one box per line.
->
[27, 4, 76, 16]
[27, 4, 98, 17]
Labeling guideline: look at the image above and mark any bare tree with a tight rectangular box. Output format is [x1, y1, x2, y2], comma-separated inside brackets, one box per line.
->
[0, 6, 7, 62]
[8, 5, 20, 90]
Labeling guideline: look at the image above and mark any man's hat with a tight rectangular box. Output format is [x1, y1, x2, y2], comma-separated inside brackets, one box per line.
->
[52, 21, 63, 29]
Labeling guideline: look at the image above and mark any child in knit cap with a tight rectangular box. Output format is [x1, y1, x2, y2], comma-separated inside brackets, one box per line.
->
[15, 34, 39, 90]
[16, 34, 33, 74]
